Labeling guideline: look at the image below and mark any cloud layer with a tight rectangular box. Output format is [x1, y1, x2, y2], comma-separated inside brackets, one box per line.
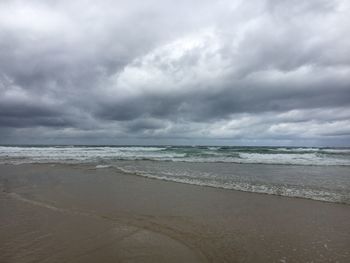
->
[1, 0, 350, 146]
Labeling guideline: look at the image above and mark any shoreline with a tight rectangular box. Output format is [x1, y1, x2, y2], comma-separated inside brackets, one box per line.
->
[1, 163, 350, 262]
[107, 165, 350, 206]
[2, 162, 349, 205]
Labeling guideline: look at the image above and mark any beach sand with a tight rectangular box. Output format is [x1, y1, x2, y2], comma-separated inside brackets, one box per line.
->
[0, 163, 349, 262]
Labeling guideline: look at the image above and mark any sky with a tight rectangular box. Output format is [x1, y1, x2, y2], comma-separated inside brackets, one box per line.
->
[0, 0, 350, 146]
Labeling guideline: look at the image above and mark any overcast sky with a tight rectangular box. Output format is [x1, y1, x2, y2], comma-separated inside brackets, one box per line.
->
[0, 0, 350, 146]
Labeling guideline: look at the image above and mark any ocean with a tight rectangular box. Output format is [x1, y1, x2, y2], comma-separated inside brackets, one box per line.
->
[1, 145, 349, 204]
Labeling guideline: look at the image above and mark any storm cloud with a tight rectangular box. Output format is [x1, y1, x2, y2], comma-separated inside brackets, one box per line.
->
[0, 0, 350, 145]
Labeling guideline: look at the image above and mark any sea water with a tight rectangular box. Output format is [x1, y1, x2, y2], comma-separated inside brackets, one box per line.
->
[1, 145, 349, 204]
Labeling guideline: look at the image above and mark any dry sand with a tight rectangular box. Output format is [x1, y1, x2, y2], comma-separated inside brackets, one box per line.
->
[0, 163, 349, 262]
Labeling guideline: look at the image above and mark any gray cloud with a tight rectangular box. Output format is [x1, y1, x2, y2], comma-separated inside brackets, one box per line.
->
[0, 0, 349, 146]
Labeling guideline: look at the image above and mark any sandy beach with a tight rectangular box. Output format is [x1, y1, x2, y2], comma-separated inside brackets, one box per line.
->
[0, 163, 349, 262]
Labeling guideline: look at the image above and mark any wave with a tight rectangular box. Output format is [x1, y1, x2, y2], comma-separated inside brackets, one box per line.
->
[0, 146, 349, 166]
[1, 145, 349, 204]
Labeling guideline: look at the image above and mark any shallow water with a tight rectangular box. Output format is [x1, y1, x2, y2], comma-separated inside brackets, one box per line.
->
[112, 160, 350, 204]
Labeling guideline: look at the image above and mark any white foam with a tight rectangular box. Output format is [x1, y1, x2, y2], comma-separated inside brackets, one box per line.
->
[237, 152, 342, 166]
[113, 166, 348, 204]
[95, 165, 111, 169]
[0, 146, 183, 164]
[0, 146, 349, 166]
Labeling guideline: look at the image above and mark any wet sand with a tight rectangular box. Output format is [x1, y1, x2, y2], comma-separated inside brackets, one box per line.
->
[0, 164, 349, 262]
